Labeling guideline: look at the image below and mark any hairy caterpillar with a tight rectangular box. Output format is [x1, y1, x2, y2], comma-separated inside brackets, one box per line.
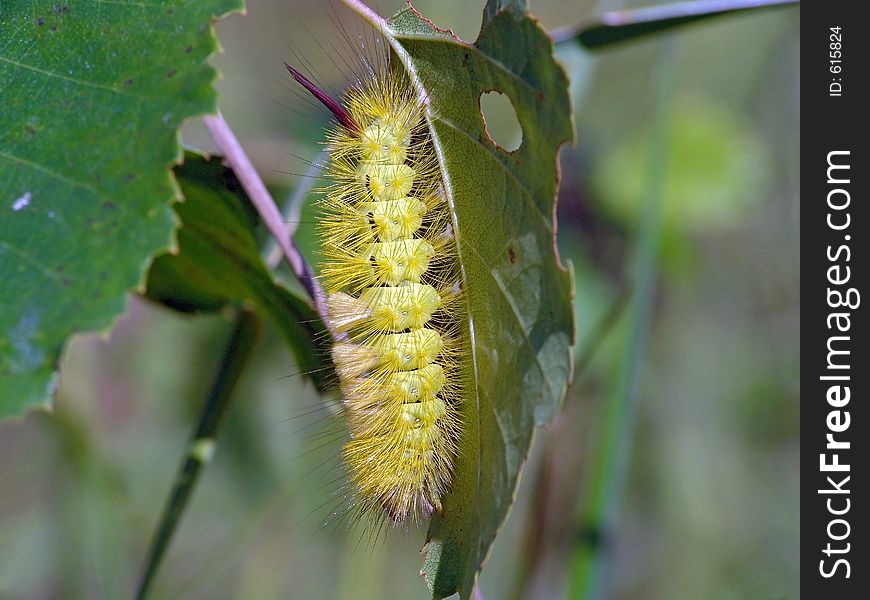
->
[285, 45, 464, 525]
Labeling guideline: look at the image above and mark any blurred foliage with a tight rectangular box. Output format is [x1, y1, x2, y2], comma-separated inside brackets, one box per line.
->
[593, 95, 768, 234]
[0, 1, 799, 599]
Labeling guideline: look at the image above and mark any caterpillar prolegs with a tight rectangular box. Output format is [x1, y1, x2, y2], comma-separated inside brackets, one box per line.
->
[286, 57, 464, 524]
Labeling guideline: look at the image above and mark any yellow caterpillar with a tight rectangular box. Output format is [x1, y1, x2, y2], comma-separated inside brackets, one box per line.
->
[286, 59, 463, 524]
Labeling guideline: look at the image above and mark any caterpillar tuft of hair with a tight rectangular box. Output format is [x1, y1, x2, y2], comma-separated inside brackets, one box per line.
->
[286, 55, 465, 525]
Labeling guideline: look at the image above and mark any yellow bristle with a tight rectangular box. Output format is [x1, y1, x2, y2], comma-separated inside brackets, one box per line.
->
[314, 61, 464, 525]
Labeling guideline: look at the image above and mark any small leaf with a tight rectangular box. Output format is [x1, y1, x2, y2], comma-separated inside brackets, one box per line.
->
[350, 1, 575, 597]
[146, 152, 332, 392]
[0, 0, 242, 417]
[558, 0, 799, 49]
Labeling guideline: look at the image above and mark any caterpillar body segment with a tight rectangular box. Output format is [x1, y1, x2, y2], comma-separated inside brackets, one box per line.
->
[305, 64, 464, 524]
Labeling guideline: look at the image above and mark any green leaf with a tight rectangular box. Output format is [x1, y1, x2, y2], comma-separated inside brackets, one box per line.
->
[0, 0, 242, 418]
[145, 152, 332, 392]
[351, 1, 575, 596]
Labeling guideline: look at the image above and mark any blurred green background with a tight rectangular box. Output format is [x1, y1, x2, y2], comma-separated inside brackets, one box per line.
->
[0, 1, 799, 598]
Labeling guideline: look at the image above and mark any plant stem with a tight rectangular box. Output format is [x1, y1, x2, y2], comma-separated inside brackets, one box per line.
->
[135, 310, 262, 600]
[202, 113, 333, 337]
[568, 39, 678, 600]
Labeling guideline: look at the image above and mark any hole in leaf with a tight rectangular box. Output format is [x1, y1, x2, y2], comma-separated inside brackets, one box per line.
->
[479, 91, 522, 152]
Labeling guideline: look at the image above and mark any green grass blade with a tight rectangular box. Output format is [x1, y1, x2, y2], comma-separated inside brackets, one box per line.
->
[569, 39, 678, 600]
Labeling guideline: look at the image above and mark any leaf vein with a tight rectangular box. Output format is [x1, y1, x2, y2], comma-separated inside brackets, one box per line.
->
[393, 35, 543, 96]
[0, 241, 63, 285]
[435, 114, 552, 230]
[460, 237, 556, 403]
[0, 55, 152, 100]
[0, 149, 100, 196]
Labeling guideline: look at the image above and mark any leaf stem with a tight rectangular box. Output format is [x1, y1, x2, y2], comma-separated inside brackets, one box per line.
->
[202, 112, 333, 337]
[568, 39, 678, 599]
[340, 0, 428, 109]
[341, 0, 388, 33]
[135, 310, 262, 600]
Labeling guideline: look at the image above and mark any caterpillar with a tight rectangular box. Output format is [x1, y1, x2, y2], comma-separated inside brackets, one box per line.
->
[285, 48, 464, 525]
